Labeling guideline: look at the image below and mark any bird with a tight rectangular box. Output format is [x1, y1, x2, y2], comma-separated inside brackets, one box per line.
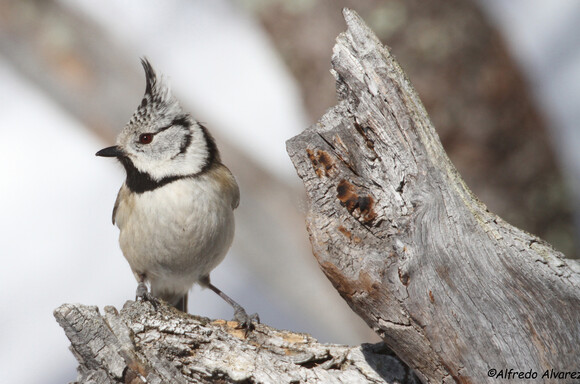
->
[96, 58, 257, 328]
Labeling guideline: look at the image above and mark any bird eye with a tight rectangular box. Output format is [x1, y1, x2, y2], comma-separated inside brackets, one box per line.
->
[139, 133, 153, 144]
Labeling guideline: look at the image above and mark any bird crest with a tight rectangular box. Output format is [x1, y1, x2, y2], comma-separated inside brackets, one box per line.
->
[128, 58, 182, 127]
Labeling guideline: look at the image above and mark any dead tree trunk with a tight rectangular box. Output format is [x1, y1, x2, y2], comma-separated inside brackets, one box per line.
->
[286, 8, 580, 384]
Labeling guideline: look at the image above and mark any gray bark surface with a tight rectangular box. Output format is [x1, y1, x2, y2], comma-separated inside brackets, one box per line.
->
[54, 302, 417, 383]
[286, 8, 580, 383]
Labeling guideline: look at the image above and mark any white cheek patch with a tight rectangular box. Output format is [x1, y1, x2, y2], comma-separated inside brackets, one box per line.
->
[129, 125, 209, 181]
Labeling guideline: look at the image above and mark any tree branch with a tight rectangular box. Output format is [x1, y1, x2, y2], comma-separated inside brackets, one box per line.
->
[54, 302, 417, 383]
[286, 8, 580, 383]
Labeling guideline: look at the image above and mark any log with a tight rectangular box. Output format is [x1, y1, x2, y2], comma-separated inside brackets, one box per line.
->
[286, 8, 580, 383]
[54, 302, 418, 383]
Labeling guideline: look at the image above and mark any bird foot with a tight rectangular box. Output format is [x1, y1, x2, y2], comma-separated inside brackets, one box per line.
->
[136, 282, 159, 310]
[233, 307, 260, 330]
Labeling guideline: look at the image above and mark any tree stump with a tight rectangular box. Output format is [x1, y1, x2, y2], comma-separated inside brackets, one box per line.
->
[286, 8, 580, 383]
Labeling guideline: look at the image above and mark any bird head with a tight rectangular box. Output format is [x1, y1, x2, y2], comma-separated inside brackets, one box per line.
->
[96, 59, 218, 192]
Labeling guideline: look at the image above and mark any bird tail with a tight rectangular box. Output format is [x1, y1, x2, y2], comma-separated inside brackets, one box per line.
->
[173, 293, 188, 313]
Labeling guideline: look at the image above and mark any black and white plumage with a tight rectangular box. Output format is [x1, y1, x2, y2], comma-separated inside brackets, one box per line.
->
[96, 59, 255, 327]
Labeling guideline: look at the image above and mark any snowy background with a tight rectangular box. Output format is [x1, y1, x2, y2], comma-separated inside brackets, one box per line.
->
[1, 1, 580, 383]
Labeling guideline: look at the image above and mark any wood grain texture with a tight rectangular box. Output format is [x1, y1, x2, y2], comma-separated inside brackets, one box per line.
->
[286, 9, 580, 383]
[54, 301, 418, 383]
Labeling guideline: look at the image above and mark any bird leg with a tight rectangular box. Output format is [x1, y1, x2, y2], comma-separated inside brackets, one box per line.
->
[135, 274, 159, 310]
[202, 278, 259, 329]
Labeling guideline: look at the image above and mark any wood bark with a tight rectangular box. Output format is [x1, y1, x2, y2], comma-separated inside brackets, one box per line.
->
[286, 8, 580, 383]
[54, 302, 417, 383]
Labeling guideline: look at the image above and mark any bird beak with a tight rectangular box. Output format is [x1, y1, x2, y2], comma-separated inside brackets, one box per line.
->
[96, 145, 123, 158]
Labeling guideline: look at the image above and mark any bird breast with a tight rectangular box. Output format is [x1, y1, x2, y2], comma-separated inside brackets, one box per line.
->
[114, 173, 236, 283]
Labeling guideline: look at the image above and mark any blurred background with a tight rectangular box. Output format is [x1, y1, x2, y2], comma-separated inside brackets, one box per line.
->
[1, 0, 579, 382]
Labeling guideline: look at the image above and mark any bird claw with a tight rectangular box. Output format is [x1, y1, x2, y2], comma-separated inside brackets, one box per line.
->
[233, 308, 260, 330]
[136, 282, 159, 310]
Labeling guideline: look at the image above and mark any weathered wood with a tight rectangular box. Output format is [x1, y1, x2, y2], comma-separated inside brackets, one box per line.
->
[286, 8, 580, 383]
[54, 301, 418, 383]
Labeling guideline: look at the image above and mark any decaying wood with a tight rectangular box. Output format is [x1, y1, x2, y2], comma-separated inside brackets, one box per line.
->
[54, 301, 418, 384]
[286, 8, 580, 383]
